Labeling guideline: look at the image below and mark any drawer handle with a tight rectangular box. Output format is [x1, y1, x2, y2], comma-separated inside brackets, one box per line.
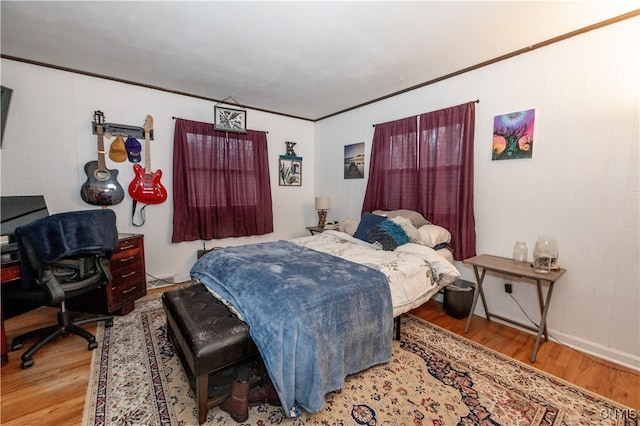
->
[120, 271, 137, 279]
[119, 244, 135, 250]
[122, 286, 138, 294]
[118, 256, 136, 263]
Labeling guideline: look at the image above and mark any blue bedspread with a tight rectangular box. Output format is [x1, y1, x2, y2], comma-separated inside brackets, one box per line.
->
[190, 240, 393, 416]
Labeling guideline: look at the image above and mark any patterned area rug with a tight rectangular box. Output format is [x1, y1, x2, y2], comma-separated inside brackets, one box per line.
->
[83, 295, 636, 425]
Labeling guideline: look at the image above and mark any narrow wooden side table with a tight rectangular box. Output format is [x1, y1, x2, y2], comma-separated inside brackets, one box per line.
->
[305, 226, 325, 235]
[463, 254, 566, 362]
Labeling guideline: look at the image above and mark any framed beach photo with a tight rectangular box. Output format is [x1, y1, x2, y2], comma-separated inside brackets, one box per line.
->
[214, 106, 247, 133]
[344, 142, 365, 179]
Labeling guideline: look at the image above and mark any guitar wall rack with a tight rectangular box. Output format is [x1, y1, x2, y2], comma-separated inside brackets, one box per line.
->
[91, 122, 153, 140]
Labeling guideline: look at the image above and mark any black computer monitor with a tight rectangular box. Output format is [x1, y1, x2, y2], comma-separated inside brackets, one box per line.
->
[1, 195, 50, 242]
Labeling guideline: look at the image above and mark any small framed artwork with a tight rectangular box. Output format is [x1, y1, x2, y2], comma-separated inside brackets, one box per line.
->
[214, 106, 247, 133]
[344, 142, 365, 179]
[279, 155, 302, 186]
[0, 85, 13, 147]
[492, 108, 535, 160]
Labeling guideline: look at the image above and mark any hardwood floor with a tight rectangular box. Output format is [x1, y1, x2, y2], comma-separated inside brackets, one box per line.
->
[1, 286, 638, 425]
[410, 300, 640, 410]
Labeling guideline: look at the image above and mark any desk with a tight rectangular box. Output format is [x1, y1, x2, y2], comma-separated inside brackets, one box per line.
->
[0, 257, 21, 364]
[463, 254, 566, 362]
[0, 234, 146, 365]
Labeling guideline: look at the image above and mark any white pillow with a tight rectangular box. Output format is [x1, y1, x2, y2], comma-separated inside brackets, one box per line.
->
[390, 216, 421, 243]
[372, 209, 430, 228]
[417, 224, 451, 247]
[338, 218, 359, 236]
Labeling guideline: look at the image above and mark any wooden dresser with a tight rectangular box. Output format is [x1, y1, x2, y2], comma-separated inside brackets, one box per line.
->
[66, 233, 147, 316]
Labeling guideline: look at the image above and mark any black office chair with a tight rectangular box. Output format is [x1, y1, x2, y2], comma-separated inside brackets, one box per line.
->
[6, 209, 118, 369]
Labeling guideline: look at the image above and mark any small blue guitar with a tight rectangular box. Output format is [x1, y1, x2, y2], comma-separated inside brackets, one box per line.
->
[80, 111, 125, 206]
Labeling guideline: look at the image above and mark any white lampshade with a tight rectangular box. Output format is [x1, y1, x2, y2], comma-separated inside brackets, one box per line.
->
[314, 196, 330, 210]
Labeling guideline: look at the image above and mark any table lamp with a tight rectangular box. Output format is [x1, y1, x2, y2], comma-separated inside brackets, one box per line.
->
[315, 196, 330, 228]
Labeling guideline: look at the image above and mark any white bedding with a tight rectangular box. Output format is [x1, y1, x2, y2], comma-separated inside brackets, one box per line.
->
[292, 230, 460, 317]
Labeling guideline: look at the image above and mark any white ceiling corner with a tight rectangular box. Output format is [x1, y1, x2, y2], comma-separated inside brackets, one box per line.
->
[1, 1, 638, 120]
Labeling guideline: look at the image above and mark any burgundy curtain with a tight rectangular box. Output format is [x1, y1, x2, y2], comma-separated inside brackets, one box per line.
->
[172, 118, 273, 243]
[361, 117, 418, 212]
[362, 102, 476, 260]
[418, 103, 476, 260]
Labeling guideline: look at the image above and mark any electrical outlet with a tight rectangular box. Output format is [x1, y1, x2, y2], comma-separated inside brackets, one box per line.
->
[504, 283, 513, 293]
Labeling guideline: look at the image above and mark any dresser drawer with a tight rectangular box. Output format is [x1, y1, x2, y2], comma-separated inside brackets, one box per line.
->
[110, 238, 144, 274]
[108, 235, 147, 313]
[111, 265, 144, 288]
[67, 234, 147, 315]
[109, 275, 146, 305]
[110, 253, 144, 282]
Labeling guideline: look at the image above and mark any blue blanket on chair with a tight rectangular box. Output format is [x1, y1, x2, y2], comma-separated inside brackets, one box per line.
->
[190, 240, 393, 416]
[14, 209, 118, 287]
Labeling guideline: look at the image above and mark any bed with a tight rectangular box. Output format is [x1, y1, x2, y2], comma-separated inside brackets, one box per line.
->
[190, 211, 460, 417]
[292, 229, 459, 317]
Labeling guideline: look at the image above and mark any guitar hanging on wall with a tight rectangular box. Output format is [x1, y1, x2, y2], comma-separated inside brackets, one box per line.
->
[128, 115, 167, 204]
[81, 111, 125, 206]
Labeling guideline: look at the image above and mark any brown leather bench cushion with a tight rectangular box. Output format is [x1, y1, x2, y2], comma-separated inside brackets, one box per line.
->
[162, 283, 259, 377]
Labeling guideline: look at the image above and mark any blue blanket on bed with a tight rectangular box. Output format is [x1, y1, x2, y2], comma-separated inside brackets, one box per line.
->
[190, 240, 393, 416]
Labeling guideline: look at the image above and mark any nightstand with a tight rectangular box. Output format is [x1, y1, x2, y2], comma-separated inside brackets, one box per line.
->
[305, 226, 325, 235]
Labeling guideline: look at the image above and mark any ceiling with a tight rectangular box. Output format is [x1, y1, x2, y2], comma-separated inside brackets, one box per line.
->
[1, 1, 638, 121]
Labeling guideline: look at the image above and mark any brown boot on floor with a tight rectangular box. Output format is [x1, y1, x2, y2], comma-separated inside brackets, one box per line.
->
[248, 375, 281, 406]
[220, 380, 250, 422]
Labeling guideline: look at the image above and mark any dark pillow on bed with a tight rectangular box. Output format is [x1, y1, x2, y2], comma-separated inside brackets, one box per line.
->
[366, 219, 410, 250]
[353, 212, 387, 242]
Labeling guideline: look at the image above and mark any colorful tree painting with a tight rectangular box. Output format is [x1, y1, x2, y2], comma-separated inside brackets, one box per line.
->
[492, 109, 535, 160]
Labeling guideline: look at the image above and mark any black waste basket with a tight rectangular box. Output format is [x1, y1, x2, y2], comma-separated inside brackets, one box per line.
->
[443, 279, 476, 319]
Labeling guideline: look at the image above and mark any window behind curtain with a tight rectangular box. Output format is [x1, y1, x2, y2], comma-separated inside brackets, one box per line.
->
[362, 102, 476, 260]
[362, 117, 419, 211]
[172, 118, 273, 242]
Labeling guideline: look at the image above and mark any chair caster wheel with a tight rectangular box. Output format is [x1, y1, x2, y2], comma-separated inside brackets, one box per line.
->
[21, 359, 34, 369]
[88, 341, 98, 350]
[11, 342, 23, 351]
[105, 319, 114, 328]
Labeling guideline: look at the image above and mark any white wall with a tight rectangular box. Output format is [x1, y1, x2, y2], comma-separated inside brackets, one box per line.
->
[315, 17, 639, 369]
[0, 61, 316, 283]
[1, 17, 638, 370]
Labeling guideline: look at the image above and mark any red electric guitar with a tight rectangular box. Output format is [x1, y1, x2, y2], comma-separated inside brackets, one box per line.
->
[128, 115, 167, 204]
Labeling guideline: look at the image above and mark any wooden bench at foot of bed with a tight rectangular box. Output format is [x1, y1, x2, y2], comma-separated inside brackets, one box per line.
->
[162, 284, 260, 424]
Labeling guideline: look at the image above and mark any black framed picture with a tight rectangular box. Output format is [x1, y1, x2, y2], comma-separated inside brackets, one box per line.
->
[214, 106, 247, 133]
